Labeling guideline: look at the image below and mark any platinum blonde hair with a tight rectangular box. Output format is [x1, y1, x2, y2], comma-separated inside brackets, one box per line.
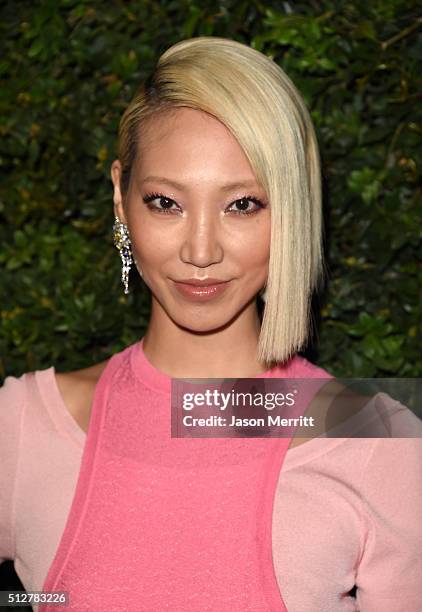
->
[117, 36, 325, 365]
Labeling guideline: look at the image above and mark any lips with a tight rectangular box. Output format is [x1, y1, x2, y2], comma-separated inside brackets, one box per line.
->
[172, 279, 231, 301]
[173, 278, 228, 287]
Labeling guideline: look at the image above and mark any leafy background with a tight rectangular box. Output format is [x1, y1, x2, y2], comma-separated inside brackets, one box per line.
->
[0, 0, 420, 603]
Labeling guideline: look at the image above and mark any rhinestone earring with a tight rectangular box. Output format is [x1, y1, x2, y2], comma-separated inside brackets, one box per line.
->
[113, 216, 133, 294]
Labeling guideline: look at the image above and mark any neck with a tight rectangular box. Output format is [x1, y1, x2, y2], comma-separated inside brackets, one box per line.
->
[142, 301, 269, 379]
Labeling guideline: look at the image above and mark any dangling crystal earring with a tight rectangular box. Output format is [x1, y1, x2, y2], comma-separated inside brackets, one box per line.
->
[113, 216, 133, 294]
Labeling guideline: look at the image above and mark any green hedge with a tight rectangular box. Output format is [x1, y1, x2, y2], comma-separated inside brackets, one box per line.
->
[1, 0, 420, 380]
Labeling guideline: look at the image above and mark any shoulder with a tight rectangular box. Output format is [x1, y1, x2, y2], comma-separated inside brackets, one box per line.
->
[0, 370, 27, 397]
[0, 372, 29, 451]
[287, 357, 373, 436]
[291, 354, 334, 379]
[355, 435, 422, 606]
[0, 372, 28, 429]
[361, 436, 422, 510]
[54, 359, 110, 433]
[0, 373, 29, 561]
[55, 359, 110, 387]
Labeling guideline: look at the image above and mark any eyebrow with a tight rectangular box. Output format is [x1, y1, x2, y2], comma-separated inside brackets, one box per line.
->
[140, 175, 260, 192]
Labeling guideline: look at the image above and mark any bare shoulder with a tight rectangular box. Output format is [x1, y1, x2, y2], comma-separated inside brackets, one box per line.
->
[54, 358, 110, 434]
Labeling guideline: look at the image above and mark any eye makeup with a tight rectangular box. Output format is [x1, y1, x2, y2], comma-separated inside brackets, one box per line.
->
[142, 192, 268, 216]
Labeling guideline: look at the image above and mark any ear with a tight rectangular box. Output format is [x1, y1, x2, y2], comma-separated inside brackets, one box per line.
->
[110, 160, 128, 224]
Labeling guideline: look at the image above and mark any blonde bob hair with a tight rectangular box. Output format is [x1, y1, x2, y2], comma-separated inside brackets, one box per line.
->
[117, 36, 325, 366]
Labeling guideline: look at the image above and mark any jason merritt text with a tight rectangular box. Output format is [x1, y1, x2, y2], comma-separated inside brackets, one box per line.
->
[182, 415, 315, 427]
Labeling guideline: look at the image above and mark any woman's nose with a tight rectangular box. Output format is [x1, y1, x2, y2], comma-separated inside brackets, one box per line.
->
[179, 211, 224, 268]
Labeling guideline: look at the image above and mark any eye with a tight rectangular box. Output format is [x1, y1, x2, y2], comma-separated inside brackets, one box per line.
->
[142, 193, 267, 216]
[227, 196, 266, 216]
[142, 193, 179, 214]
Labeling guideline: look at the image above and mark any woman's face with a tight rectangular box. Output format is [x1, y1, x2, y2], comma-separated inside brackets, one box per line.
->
[111, 107, 271, 333]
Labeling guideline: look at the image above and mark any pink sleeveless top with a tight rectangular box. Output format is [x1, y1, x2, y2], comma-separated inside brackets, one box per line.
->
[39, 340, 331, 611]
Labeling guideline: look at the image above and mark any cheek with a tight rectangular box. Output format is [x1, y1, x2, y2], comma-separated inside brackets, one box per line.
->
[235, 222, 271, 269]
[248, 244, 270, 273]
[129, 226, 176, 268]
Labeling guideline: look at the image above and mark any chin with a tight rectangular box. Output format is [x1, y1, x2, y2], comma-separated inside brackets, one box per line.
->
[170, 305, 244, 335]
[174, 316, 232, 334]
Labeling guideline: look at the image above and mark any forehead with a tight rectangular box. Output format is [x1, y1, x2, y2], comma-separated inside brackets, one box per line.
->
[134, 107, 257, 180]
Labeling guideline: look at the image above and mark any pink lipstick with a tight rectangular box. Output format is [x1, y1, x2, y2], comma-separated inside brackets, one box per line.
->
[172, 279, 231, 301]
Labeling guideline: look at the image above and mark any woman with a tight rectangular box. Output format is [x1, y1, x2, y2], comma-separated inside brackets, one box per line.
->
[1, 37, 421, 611]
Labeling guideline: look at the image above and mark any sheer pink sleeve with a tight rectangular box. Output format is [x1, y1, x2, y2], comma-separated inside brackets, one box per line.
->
[0, 374, 26, 564]
[356, 435, 422, 610]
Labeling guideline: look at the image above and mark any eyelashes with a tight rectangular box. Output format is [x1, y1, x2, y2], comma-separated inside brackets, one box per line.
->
[142, 192, 268, 216]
